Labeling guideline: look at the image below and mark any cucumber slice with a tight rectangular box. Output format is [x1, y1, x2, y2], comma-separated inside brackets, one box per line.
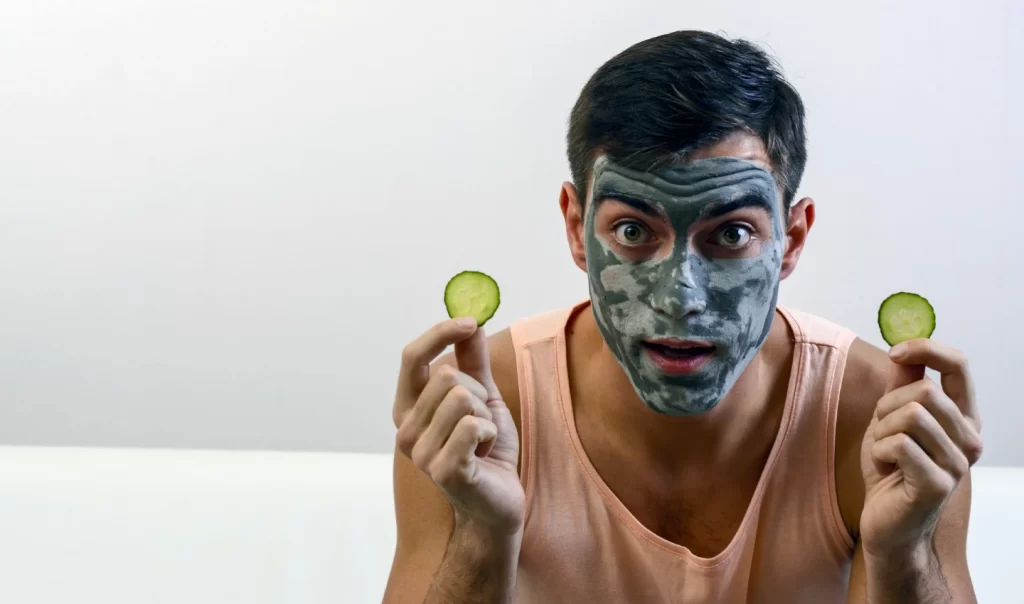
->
[878, 292, 936, 346]
[444, 271, 500, 327]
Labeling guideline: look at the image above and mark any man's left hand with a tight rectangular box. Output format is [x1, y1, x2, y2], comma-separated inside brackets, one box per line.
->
[859, 338, 984, 560]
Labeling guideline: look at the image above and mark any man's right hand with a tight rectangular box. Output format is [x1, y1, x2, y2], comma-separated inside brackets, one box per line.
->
[392, 317, 524, 536]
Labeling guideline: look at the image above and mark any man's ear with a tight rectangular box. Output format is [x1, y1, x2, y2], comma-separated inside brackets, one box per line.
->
[781, 197, 815, 280]
[559, 182, 588, 273]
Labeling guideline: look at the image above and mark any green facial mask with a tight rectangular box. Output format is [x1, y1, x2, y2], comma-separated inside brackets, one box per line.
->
[584, 156, 786, 415]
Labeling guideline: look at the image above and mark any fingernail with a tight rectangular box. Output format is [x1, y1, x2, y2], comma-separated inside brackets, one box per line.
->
[456, 317, 478, 329]
[890, 342, 908, 359]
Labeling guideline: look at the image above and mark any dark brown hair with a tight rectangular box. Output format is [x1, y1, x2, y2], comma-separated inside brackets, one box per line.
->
[567, 31, 807, 209]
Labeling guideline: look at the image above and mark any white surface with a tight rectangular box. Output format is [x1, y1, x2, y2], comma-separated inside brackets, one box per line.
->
[1, 0, 1021, 462]
[0, 447, 1021, 603]
[0, 448, 396, 604]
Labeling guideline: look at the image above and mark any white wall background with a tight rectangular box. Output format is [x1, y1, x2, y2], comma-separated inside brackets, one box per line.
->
[1, 0, 1020, 464]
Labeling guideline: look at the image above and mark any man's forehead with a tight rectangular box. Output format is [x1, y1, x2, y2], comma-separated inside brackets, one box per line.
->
[589, 155, 778, 201]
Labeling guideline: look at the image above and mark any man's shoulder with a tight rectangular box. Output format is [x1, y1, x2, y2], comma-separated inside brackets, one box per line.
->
[777, 304, 891, 535]
[776, 306, 889, 399]
[505, 302, 585, 347]
[836, 336, 889, 465]
[488, 327, 519, 406]
[833, 335, 890, 536]
[488, 301, 586, 438]
[840, 337, 890, 404]
[778, 306, 856, 348]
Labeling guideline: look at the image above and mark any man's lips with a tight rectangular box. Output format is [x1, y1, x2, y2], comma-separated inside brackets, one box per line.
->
[642, 339, 716, 375]
[644, 338, 715, 349]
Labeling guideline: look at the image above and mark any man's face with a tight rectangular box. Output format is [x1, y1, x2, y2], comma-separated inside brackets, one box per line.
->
[584, 154, 786, 415]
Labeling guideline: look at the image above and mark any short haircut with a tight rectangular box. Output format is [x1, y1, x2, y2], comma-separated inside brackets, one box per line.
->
[567, 31, 807, 210]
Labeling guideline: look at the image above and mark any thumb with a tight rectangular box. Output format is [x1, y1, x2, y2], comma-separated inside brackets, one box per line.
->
[455, 326, 500, 400]
[886, 360, 926, 394]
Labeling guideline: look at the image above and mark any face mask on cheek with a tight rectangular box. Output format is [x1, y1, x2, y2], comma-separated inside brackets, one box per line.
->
[584, 157, 786, 416]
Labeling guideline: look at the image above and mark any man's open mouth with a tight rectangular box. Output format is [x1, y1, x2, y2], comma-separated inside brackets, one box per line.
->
[641, 340, 717, 375]
[642, 340, 716, 358]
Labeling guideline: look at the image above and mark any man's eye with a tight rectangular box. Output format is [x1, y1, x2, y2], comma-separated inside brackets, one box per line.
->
[613, 222, 653, 245]
[714, 225, 752, 247]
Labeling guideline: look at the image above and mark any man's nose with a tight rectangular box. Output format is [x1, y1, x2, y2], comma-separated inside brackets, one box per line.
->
[649, 254, 707, 319]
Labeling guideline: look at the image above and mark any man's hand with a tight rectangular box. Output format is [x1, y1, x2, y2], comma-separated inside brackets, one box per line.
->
[859, 338, 984, 563]
[392, 317, 525, 536]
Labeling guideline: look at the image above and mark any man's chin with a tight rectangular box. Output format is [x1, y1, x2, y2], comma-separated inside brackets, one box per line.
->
[641, 394, 722, 417]
[631, 379, 723, 416]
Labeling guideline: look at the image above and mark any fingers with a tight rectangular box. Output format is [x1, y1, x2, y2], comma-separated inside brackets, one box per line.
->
[455, 326, 500, 400]
[885, 362, 925, 394]
[408, 383, 493, 467]
[397, 365, 490, 442]
[431, 415, 498, 491]
[394, 318, 479, 420]
[890, 339, 979, 430]
[396, 365, 491, 454]
[891, 338, 969, 375]
[876, 379, 984, 466]
[417, 364, 490, 421]
[872, 433, 958, 503]
[872, 372, 984, 504]
[874, 401, 972, 482]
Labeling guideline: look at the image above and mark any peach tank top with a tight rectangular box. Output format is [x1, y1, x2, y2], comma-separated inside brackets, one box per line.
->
[510, 301, 858, 603]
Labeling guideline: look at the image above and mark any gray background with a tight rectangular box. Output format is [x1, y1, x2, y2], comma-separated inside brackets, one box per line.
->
[2, 0, 1021, 464]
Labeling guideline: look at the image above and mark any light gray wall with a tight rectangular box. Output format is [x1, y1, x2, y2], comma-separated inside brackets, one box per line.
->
[2, 0, 1021, 464]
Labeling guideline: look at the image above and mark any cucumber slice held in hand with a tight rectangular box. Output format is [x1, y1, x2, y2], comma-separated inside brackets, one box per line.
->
[444, 270, 501, 327]
[877, 292, 936, 346]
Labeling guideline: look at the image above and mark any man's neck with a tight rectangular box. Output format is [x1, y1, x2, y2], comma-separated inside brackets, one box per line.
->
[568, 305, 794, 475]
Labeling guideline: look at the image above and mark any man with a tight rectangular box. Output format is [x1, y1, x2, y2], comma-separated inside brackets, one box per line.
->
[384, 31, 983, 603]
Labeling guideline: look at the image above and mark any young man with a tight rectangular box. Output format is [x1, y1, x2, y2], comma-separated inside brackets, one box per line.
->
[384, 31, 983, 603]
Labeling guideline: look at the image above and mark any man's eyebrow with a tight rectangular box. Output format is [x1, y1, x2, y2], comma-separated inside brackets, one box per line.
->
[698, 193, 774, 221]
[593, 187, 660, 217]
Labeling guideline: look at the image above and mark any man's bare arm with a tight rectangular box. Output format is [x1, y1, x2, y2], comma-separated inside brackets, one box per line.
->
[422, 515, 521, 604]
[846, 474, 976, 603]
[840, 338, 980, 603]
[384, 327, 522, 604]
[384, 451, 521, 604]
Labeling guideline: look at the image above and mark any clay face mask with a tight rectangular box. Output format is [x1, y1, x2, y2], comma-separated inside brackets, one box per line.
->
[584, 156, 786, 415]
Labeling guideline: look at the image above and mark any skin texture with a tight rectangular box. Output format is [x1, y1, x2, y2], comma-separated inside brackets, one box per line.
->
[585, 156, 785, 414]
